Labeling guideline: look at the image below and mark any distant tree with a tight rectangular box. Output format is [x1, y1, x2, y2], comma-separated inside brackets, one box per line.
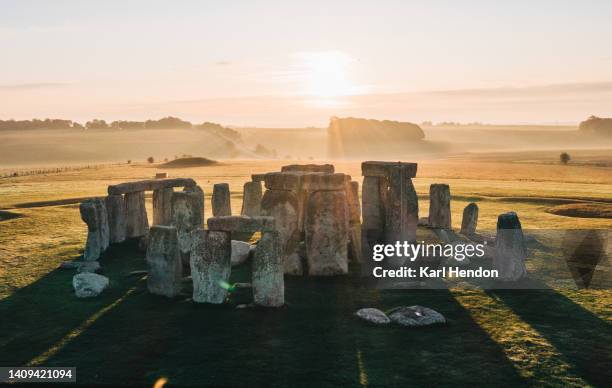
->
[147, 156, 155, 164]
[72, 122, 85, 130]
[560, 152, 571, 165]
[85, 119, 109, 130]
[127, 160, 132, 164]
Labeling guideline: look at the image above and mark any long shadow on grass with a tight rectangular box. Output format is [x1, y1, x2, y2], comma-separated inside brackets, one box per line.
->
[0, 239, 148, 366]
[486, 287, 612, 387]
[40, 267, 526, 387]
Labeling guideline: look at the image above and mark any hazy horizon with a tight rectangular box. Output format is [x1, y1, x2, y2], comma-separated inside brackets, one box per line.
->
[2, 1, 612, 127]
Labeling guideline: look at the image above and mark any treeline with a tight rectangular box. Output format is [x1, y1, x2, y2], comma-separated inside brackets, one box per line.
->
[0, 116, 241, 141]
[579, 116, 612, 137]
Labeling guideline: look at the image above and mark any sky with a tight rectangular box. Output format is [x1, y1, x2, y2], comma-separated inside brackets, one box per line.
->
[1, 0, 612, 127]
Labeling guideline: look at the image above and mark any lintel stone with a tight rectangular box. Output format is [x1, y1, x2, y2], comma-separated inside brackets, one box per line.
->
[207, 215, 275, 232]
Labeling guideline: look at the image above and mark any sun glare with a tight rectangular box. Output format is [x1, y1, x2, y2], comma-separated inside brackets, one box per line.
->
[297, 51, 361, 98]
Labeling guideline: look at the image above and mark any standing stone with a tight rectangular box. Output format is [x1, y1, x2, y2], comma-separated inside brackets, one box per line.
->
[252, 231, 284, 307]
[346, 181, 361, 223]
[241, 181, 262, 217]
[212, 183, 231, 216]
[191, 229, 232, 304]
[261, 190, 301, 274]
[348, 223, 363, 263]
[125, 191, 149, 238]
[361, 176, 385, 259]
[146, 226, 183, 297]
[384, 166, 418, 244]
[428, 184, 451, 229]
[153, 187, 174, 225]
[171, 186, 205, 272]
[305, 190, 349, 275]
[105, 194, 127, 243]
[461, 203, 479, 235]
[494, 212, 527, 281]
[80, 200, 102, 261]
[93, 198, 110, 250]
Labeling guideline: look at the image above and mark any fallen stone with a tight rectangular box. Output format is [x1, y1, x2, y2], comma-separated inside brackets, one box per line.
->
[207, 215, 275, 233]
[125, 191, 149, 238]
[146, 226, 183, 297]
[494, 212, 527, 281]
[355, 308, 391, 324]
[191, 229, 232, 304]
[231, 240, 252, 267]
[388, 306, 446, 327]
[108, 178, 196, 195]
[305, 190, 348, 276]
[428, 184, 451, 229]
[241, 181, 262, 217]
[78, 261, 101, 273]
[461, 202, 479, 235]
[106, 194, 127, 243]
[152, 187, 174, 225]
[281, 164, 335, 173]
[212, 183, 232, 216]
[73, 273, 109, 298]
[252, 231, 284, 307]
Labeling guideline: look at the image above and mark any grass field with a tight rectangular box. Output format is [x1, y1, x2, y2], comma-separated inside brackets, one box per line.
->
[0, 153, 611, 386]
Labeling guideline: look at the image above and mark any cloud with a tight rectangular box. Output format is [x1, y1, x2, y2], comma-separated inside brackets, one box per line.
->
[422, 82, 612, 98]
[0, 82, 69, 91]
[213, 61, 232, 66]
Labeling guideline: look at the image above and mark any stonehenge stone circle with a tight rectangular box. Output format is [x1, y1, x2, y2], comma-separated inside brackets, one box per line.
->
[146, 226, 183, 297]
[80, 200, 103, 261]
[105, 194, 127, 243]
[153, 187, 174, 225]
[428, 184, 451, 229]
[384, 166, 418, 245]
[190, 229, 232, 304]
[240, 181, 262, 217]
[93, 198, 110, 251]
[212, 183, 232, 216]
[252, 231, 285, 307]
[494, 212, 528, 281]
[125, 191, 149, 238]
[305, 190, 349, 275]
[461, 203, 479, 235]
[281, 164, 334, 173]
[207, 215, 275, 233]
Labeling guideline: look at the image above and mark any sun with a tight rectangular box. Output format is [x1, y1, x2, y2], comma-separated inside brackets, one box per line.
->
[298, 51, 358, 98]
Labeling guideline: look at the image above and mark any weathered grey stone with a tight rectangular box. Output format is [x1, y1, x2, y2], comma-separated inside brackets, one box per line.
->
[171, 186, 204, 272]
[261, 190, 300, 274]
[384, 167, 418, 244]
[80, 200, 102, 261]
[105, 194, 127, 243]
[388, 306, 446, 327]
[78, 261, 101, 273]
[108, 178, 196, 195]
[146, 226, 183, 297]
[356, 308, 391, 324]
[93, 198, 110, 251]
[252, 231, 284, 307]
[125, 191, 149, 238]
[241, 181, 262, 216]
[348, 223, 363, 263]
[231, 240, 252, 267]
[305, 190, 349, 275]
[362, 161, 417, 178]
[361, 176, 385, 259]
[73, 273, 109, 298]
[207, 215, 275, 233]
[191, 229, 232, 304]
[59, 261, 81, 269]
[263, 172, 301, 191]
[494, 212, 527, 281]
[281, 164, 335, 173]
[461, 203, 479, 235]
[428, 184, 451, 229]
[212, 183, 231, 216]
[284, 252, 304, 275]
[153, 187, 174, 225]
[346, 181, 361, 223]
[251, 173, 266, 182]
[300, 173, 348, 191]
